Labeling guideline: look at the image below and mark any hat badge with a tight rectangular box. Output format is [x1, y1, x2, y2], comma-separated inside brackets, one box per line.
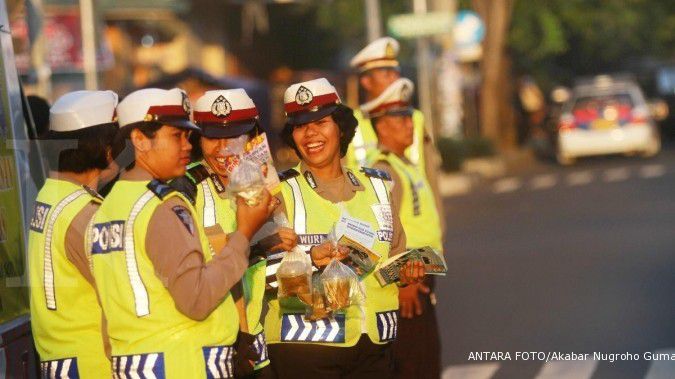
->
[385, 42, 395, 58]
[211, 95, 232, 118]
[295, 86, 314, 106]
[181, 92, 191, 114]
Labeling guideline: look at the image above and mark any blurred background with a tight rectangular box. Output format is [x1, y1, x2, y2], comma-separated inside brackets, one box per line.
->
[4, 0, 675, 378]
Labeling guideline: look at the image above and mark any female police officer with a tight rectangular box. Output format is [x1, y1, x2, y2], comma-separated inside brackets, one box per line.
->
[264, 78, 424, 379]
[172, 89, 298, 378]
[89, 88, 274, 378]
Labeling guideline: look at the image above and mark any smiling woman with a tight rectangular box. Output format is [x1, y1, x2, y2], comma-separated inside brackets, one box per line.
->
[266, 77, 425, 379]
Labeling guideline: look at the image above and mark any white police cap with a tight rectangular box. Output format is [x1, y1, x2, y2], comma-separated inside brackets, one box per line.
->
[193, 89, 259, 138]
[49, 90, 118, 132]
[350, 37, 400, 73]
[361, 78, 414, 119]
[116, 88, 199, 131]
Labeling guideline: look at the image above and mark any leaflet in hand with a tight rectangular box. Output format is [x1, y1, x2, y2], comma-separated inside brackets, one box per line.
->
[374, 246, 447, 286]
[243, 133, 281, 194]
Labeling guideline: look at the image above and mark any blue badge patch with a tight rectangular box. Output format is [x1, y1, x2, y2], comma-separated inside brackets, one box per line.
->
[376, 310, 398, 342]
[172, 206, 195, 235]
[91, 220, 125, 254]
[361, 167, 392, 181]
[30, 202, 52, 233]
[113, 353, 165, 379]
[202, 345, 234, 379]
[281, 313, 346, 343]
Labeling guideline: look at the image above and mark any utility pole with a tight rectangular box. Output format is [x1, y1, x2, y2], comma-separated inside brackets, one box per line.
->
[412, 0, 434, 136]
[364, 0, 382, 42]
[80, 0, 98, 90]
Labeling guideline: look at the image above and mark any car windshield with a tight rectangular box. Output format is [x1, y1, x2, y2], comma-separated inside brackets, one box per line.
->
[571, 93, 634, 122]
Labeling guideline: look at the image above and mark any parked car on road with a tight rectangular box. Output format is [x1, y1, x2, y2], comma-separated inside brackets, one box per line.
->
[555, 75, 661, 165]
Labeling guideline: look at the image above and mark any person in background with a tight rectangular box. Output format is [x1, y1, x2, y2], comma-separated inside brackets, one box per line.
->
[89, 88, 274, 378]
[347, 37, 445, 236]
[364, 78, 443, 379]
[28, 90, 120, 378]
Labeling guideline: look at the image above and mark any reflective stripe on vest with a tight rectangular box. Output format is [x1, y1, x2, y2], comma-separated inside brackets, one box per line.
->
[202, 346, 234, 379]
[286, 177, 307, 245]
[281, 313, 346, 343]
[41, 357, 78, 379]
[252, 331, 269, 365]
[201, 180, 217, 228]
[112, 353, 165, 379]
[125, 191, 154, 317]
[376, 310, 398, 342]
[43, 189, 88, 310]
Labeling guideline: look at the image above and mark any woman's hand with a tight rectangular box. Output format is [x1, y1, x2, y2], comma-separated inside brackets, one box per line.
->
[398, 259, 425, 285]
[309, 241, 350, 267]
[270, 227, 298, 252]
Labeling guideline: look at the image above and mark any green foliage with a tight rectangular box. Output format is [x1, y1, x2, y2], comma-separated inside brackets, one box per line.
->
[437, 136, 494, 172]
[507, 0, 675, 86]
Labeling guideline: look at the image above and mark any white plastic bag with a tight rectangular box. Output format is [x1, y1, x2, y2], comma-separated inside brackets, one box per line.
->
[227, 159, 265, 206]
[276, 246, 312, 299]
[320, 258, 363, 311]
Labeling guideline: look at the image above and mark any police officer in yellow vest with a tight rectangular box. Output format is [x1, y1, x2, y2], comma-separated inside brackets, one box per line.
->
[346, 37, 445, 234]
[363, 79, 443, 379]
[29, 90, 120, 378]
[89, 88, 275, 379]
[264, 78, 425, 379]
[171, 89, 298, 378]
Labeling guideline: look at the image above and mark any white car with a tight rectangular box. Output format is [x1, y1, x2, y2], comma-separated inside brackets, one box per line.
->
[556, 76, 661, 165]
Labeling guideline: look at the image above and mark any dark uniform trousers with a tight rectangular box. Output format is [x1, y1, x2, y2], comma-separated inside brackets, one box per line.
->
[393, 277, 441, 379]
[268, 335, 394, 379]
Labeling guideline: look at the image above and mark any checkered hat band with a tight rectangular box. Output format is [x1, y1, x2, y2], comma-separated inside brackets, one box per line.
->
[284, 93, 339, 114]
[194, 107, 258, 123]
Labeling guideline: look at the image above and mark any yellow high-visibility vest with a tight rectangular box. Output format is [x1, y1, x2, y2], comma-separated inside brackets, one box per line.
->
[90, 179, 238, 379]
[371, 152, 442, 251]
[265, 166, 399, 347]
[29, 179, 109, 378]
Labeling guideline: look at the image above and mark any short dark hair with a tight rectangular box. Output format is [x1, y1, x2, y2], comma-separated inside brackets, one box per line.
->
[44, 123, 120, 173]
[280, 104, 357, 158]
[113, 121, 164, 171]
[189, 123, 260, 161]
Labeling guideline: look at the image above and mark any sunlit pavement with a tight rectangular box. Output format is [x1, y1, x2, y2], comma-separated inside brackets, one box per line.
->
[435, 143, 675, 379]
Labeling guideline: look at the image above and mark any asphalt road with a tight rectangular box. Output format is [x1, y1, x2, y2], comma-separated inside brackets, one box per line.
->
[436, 145, 675, 379]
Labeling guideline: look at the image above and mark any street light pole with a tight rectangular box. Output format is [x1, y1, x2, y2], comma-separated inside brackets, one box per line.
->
[413, 0, 434, 137]
[364, 0, 382, 42]
[79, 0, 98, 90]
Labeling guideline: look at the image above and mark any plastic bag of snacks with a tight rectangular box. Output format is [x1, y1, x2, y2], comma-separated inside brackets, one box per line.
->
[304, 274, 332, 321]
[227, 159, 266, 206]
[320, 258, 363, 311]
[221, 135, 247, 174]
[276, 246, 312, 299]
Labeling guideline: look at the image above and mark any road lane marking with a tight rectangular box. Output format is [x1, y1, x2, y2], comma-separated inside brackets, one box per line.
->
[440, 174, 472, 197]
[566, 171, 594, 186]
[493, 177, 522, 194]
[534, 360, 597, 379]
[639, 164, 666, 179]
[645, 349, 675, 379]
[529, 174, 558, 190]
[442, 363, 500, 379]
[602, 167, 630, 182]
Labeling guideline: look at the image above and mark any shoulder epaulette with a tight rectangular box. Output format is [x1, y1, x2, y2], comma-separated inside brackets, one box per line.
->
[185, 163, 209, 185]
[360, 167, 391, 181]
[82, 185, 104, 202]
[278, 168, 300, 182]
[147, 179, 176, 200]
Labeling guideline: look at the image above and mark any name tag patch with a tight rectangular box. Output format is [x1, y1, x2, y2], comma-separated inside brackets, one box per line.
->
[281, 313, 345, 343]
[30, 202, 51, 233]
[297, 233, 327, 246]
[91, 220, 125, 254]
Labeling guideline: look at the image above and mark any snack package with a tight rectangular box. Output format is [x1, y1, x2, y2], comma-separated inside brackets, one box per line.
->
[320, 258, 362, 311]
[305, 274, 332, 321]
[222, 135, 247, 174]
[243, 133, 281, 194]
[227, 159, 265, 206]
[276, 246, 312, 299]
